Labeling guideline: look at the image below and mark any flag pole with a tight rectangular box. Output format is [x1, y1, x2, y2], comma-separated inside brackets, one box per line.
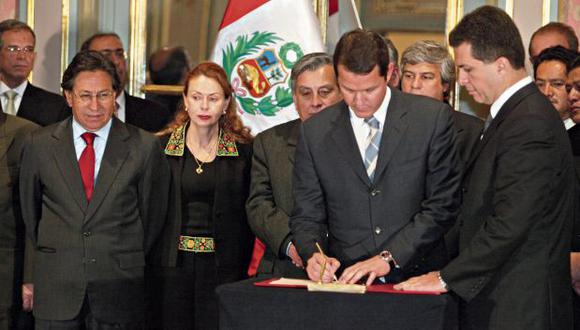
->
[313, 0, 329, 44]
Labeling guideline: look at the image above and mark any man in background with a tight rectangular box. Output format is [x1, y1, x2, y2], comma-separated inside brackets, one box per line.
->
[534, 45, 578, 129]
[81, 33, 171, 132]
[247, 52, 342, 278]
[400, 40, 482, 166]
[0, 19, 69, 126]
[529, 22, 578, 64]
[384, 37, 400, 88]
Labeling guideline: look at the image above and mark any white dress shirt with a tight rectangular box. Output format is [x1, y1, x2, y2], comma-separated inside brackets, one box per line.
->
[72, 117, 113, 183]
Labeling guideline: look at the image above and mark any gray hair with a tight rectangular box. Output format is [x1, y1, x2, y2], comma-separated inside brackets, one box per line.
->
[290, 52, 333, 92]
[401, 40, 455, 86]
[384, 38, 399, 65]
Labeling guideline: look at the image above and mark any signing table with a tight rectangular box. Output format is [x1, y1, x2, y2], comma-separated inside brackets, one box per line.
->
[216, 278, 458, 330]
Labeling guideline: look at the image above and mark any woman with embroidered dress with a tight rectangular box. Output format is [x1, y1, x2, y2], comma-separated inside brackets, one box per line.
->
[148, 61, 254, 329]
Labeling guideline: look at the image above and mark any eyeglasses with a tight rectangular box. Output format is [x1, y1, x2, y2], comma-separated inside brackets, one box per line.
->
[73, 90, 115, 104]
[566, 82, 580, 94]
[3, 46, 35, 55]
[98, 48, 126, 60]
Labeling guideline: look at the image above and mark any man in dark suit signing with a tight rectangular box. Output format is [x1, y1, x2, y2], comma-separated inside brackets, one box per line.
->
[397, 6, 575, 329]
[19, 51, 170, 329]
[246, 52, 342, 278]
[0, 19, 70, 126]
[81, 32, 171, 133]
[0, 113, 37, 329]
[290, 29, 462, 285]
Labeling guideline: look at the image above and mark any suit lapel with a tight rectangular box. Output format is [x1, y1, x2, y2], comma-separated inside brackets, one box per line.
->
[85, 118, 130, 222]
[329, 102, 370, 186]
[465, 82, 537, 171]
[17, 83, 37, 120]
[0, 114, 11, 162]
[287, 119, 300, 165]
[51, 119, 88, 211]
[373, 89, 408, 182]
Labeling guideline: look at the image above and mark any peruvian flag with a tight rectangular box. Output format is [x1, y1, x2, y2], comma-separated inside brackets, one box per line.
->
[211, 0, 324, 135]
[326, 0, 362, 53]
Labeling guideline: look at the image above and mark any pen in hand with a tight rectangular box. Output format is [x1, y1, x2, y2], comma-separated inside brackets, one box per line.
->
[315, 242, 338, 283]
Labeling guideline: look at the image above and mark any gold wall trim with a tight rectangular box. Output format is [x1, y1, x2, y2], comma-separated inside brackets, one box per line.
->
[504, 0, 514, 18]
[60, 0, 70, 84]
[446, 0, 463, 110]
[129, 0, 147, 97]
[313, 0, 328, 44]
[141, 84, 184, 95]
[541, 0, 551, 25]
[26, 0, 35, 29]
[27, 0, 35, 82]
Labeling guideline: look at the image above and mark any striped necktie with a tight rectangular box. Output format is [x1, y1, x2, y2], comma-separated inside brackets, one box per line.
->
[364, 116, 381, 181]
[4, 90, 17, 115]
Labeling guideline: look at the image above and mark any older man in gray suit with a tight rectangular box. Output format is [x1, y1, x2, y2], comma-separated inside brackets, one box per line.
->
[0, 112, 37, 329]
[246, 53, 342, 277]
[19, 51, 169, 329]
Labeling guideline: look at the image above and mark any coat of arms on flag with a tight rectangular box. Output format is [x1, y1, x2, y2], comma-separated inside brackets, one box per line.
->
[211, 0, 325, 134]
[222, 32, 304, 117]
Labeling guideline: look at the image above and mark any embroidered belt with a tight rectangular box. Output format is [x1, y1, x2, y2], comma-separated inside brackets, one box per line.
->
[178, 235, 215, 252]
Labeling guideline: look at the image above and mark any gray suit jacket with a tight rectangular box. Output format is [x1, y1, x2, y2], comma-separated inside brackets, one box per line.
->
[0, 114, 37, 327]
[246, 119, 306, 278]
[20, 117, 170, 323]
[290, 88, 462, 278]
[441, 83, 574, 329]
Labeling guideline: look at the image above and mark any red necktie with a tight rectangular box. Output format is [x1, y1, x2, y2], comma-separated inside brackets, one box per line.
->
[247, 238, 266, 277]
[79, 132, 96, 202]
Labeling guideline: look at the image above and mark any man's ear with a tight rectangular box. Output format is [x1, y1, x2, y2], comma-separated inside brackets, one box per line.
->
[64, 90, 74, 107]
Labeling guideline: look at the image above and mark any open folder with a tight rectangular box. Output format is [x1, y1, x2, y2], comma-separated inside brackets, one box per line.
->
[254, 277, 442, 295]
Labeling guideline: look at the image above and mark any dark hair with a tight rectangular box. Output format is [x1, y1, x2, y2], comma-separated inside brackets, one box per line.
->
[80, 32, 122, 51]
[533, 45, 579, 77]
[148, 46, 191, 85]
[159, 62, 252, 143]
[449, 6, 525, 69]
[529, 22, 579, 58]
[290, 52, 333, 91]
[0, 19, 35, 48]
[61, 51, 120, 93]
[334, 29, 389, 77]
[571, 56, 580, 71]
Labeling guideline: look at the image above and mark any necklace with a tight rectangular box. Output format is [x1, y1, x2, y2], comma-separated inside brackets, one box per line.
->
[191, 130, 219, 175]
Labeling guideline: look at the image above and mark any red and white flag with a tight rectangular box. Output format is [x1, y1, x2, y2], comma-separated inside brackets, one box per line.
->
[326, 0, 362, 53]
[211, 0, 324, 134]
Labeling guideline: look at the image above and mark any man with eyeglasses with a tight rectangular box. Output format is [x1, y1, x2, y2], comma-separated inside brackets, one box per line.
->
[19, 51, 170, 329]
[80, 33, 171, 133]
[0, 19, 70, 126]
[533, 46, 578, 130]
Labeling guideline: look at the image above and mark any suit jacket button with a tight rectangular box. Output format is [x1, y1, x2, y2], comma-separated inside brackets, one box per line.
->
[83, 231, 91, 237]
[371, 189, 381, 196]
[374, 226, 382, 235]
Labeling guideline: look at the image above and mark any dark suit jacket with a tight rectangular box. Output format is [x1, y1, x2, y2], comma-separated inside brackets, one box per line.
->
[441, 83, 574, 329]
[290, 88, 462, 278]
[9, 83, 70, 127]
[246, 119, 306, 278]
[125, 94, 171, 133]
[19, 117, 170, 323]
[569, 125, 580, 252]
[149, 131, 254, 284]
[0, 114, 37, 327]
[445, 111, 484, 258]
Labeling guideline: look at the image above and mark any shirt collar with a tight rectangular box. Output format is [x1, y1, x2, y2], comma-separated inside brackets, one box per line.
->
[72, 116, 113, 140]
[0, 80, 28, 96]
[116, 90, 126, 107]
[489, 76, 532, 119]
[348, 86, 391, 130]
[564, 117, 576, 130]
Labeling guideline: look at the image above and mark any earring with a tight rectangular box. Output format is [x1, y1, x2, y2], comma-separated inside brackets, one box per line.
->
[185, 107, 188, 112]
